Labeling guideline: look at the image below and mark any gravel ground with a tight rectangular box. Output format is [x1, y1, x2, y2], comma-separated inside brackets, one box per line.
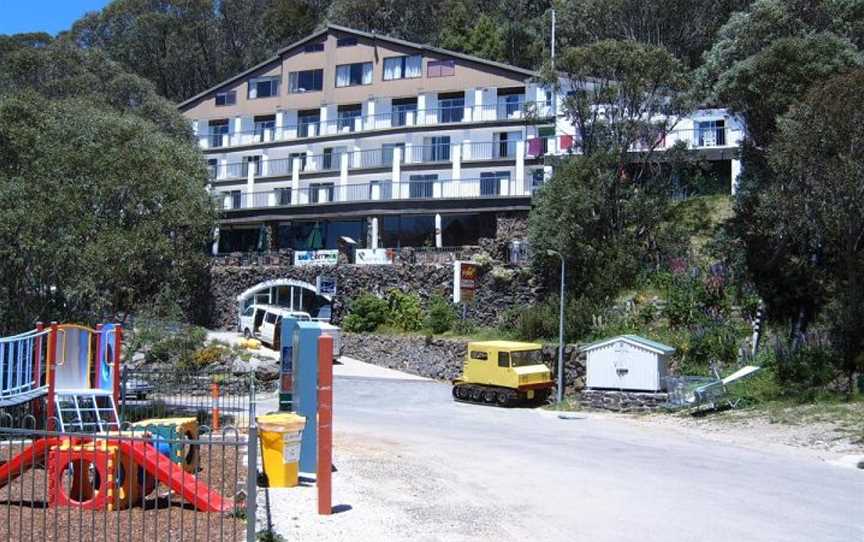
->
[256, 433, 515, 542]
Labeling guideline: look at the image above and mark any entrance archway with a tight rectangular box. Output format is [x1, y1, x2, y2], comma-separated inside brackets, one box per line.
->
[237, 279, 334, 321]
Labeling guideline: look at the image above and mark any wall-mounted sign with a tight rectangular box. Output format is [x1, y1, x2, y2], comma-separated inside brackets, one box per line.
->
[453, 261, 480, 304]
[294, 250, 339, 266]
[355, 248, 395, 265]
[316, 276, 337, 296]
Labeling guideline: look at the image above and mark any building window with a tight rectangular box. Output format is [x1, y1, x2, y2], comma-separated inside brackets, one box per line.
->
[497, 89, 525, 118]
[207, 158, 218, 178]
[696, 119, 726, 147]
[335, 62, 372, 87]
[383, 55, 422, 80]
[409, 175, 436, 199]
[241, 156, 262, 177]
[289, 69, 323, 93]
[322, 147, 346, 170]
[382, 143, 405, 165]
[248, 76, 280, 99]
[495, 132, 518, 158]
[215, 90, 236, 106]
[337, 104, 362, 132]
[309, 183, 335, 203]
[275, 187, 292, 206]
[289, 152, 307, 171]
[427, 59, 455, 78]
[391, 98, 418, 127]
[209, 120, 229, 148]
[480, 171, 508, 196]
[423, 136, 451, 162]
[438, 93, 464, 123]
[304, 42, 324, 53]
[336, 36, 358, 47]
[442, 214, 497, 245]
[298, 109, 320, 137]
[531, 169, 546, 189]
[230, 190, 242, 209]
[254, 115, 275, 142]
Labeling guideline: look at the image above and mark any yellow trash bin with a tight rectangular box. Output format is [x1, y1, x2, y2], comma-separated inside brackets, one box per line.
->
[257, 413, 306, 488]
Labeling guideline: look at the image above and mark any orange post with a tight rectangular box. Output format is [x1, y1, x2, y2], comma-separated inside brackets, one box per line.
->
[211, 382, 220, 431]
[46, 322, 58, 430]
[113, 325, 123, 408]
[317, 334, 334, 515]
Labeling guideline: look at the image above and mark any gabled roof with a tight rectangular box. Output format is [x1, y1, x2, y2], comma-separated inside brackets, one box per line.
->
[580, 335, 676, 355]
[177, 24, 538, 110]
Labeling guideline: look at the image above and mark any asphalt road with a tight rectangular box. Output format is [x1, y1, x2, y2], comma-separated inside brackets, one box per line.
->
[260, 371, 864, 541]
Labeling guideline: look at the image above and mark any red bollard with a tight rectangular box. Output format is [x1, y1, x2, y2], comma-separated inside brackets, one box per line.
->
[211, 382, 221, 431]
[317, 334, 334, 515]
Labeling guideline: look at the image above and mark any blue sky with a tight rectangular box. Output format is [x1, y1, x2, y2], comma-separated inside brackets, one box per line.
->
[0, 0, 111, 36]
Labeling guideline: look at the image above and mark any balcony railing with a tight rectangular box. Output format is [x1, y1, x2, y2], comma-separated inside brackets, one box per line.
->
[197, 100, 554, 149]
[213, 176, 532, 210]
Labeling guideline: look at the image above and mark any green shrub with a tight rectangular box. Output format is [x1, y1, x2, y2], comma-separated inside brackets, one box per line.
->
[773, 340, 837, 399]
[386, 289, 424, 332]
[145, 325, 208, 366]
[342, 293, 389, 332]
[425, 295, 456, 334]
[452, 317, 476, 336]
[184, 345, 228, 369]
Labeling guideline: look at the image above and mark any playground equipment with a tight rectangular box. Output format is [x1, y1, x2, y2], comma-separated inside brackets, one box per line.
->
[0, 323, 234, 514]
[452, 341, 555, 406]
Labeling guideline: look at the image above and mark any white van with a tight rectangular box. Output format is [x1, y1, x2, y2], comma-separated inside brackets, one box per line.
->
[238, 305, 341, 357]
[239, 305, 311, 349]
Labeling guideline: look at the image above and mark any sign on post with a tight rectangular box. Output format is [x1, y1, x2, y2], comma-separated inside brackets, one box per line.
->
[355, 248, 395, 265]
[316, 276, 337, 296]
[453, 261, 480, 304]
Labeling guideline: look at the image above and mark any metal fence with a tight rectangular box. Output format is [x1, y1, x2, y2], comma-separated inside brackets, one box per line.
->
[120, 369, 255, 431]
[0, 414, 255, 542]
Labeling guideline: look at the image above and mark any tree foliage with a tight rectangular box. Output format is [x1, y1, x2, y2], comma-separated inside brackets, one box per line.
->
[0, 40, 215, 333]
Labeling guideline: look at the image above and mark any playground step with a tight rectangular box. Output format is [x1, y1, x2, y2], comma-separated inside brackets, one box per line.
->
[55, 392, 119, 433]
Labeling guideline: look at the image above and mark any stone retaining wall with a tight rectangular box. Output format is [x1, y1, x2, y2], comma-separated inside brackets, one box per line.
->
[341, 333, 587, 392]
[578, 389, 670, 412]
[209, 262, 543, 330]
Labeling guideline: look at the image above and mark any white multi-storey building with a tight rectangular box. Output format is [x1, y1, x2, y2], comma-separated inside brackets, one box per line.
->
[179, 25, 744, 255]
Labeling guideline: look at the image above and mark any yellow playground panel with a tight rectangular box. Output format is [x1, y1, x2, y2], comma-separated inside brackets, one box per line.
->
[130, 417, 200, 473]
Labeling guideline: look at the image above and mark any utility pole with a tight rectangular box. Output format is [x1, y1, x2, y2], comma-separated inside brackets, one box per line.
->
[551, 9, 556, 68]
[547, 250, 566, 403]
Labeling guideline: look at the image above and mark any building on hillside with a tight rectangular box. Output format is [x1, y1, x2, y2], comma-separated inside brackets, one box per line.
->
[179, 24, 745, 259]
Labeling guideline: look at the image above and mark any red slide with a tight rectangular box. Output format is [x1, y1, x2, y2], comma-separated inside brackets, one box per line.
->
[0, 437, 62, 490]
[115, 440, 234, 513]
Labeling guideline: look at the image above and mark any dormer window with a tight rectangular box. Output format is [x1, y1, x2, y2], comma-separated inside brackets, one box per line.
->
[248, 76, 280, 99]
[336, 37, 358, 47]
[215, 90, 236, 106]
[304, 42, 324, 53]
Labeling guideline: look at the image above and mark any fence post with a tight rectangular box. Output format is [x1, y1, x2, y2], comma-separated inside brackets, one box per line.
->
[246, 374, 258, 542]
[211, 382, 221, 431]
[119, 366, 127, 423]
[46, 321, 58, 430]
[317, 334, 334, 515]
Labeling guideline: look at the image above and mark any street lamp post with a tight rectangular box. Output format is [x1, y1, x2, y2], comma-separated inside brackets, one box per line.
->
[547, 250, 566, 403]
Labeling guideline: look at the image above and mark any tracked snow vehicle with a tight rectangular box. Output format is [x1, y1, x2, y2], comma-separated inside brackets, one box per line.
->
[452, 341, 554, 406]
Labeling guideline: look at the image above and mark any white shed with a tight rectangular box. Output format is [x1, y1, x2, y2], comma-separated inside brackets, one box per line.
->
[581, 335, 675, 392]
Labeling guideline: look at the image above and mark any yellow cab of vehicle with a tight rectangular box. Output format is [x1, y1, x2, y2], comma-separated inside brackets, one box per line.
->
[453, 340, 554, 406]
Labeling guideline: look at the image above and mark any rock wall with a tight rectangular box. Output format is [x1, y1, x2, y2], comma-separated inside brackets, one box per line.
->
[209, 261, 543, 331]
[341, 333, 587, 392]
[578, 390, 670, 412]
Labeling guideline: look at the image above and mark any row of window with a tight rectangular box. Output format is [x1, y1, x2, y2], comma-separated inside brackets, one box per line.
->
[214, 55, 456, 105]
[218, 213, 497, 253]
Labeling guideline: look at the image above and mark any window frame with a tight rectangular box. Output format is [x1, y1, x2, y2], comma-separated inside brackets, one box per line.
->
[336, 36, 358, 47]
[289, 69, 324, 93]
[383, 55, 423, 81]
[215, 90, 236, 106]
[248, 76, 280, 99]
[304, 42, 324, 53]
[335, 62, 373, 88]
[427, 59, 456, 78]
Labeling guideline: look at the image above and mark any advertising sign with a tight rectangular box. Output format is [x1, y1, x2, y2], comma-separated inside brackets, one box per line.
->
[453, 261, 480, 304]
[294, 249, 339, 266]
[355, 248, 395, 265]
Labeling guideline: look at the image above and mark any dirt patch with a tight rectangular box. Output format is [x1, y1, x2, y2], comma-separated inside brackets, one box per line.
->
[0, 441, 246, 541]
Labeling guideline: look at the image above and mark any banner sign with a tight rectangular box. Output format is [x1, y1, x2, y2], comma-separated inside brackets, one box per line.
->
[355, 248, 395, 265]
[453, 261, 480, 304]
[294, 250, 339, 266]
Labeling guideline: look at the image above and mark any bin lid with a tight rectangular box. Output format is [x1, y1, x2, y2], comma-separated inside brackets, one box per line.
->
[257, 412, 306, 433]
